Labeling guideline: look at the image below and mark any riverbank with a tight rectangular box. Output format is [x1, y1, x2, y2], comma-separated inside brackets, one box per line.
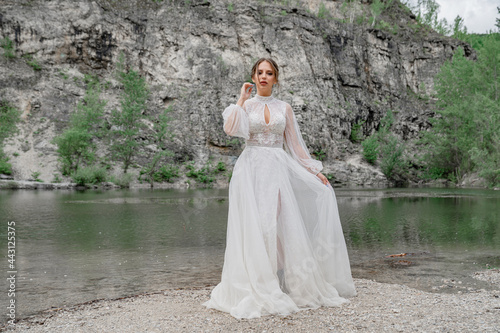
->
[2, 178, 498, 191]
[4, 271, 499, 333]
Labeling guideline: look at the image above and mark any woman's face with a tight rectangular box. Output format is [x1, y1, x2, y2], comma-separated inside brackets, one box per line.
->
[252, 61, 277, 96]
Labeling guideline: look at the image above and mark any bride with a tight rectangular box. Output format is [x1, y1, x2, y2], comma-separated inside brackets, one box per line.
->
[203, 58, 356, 319]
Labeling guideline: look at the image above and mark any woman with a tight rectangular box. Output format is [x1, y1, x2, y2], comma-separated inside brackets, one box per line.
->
[203, 58, 356, 319]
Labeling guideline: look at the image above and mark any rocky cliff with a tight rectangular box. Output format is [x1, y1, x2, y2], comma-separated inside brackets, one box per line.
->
[0, 0, 472, 187]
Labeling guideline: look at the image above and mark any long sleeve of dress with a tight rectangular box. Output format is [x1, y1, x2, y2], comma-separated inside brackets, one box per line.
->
[222, 103, 249, 139]
[283, 103, 323, 175]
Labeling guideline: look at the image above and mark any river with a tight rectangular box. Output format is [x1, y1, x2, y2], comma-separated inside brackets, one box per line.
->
[0, 187, 499, 322]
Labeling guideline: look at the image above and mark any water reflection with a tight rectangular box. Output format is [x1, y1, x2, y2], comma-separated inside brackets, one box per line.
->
[0, 187, 499, 322]
[338, 192, 500, 248]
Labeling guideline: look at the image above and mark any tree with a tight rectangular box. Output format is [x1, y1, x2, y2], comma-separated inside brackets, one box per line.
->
[54, 77, 106, 175]
[54, 128, 94, 175]
[140, 105, 176, 187]
[370, 0, 384, 28]
[451, 15, 467, 40]
[416, 0, 450, 34]
[110, 68, 149, 173]
[496, 7, 500, 31]
[402, 0, 450, 35]
[422, 34, 500, 186]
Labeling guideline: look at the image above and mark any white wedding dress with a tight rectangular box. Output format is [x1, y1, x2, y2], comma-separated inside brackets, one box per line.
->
[203, 94, 356, 319]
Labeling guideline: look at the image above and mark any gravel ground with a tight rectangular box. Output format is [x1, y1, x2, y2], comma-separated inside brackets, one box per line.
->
[3, 271, 500, 333]
[473, 269, 500, 285]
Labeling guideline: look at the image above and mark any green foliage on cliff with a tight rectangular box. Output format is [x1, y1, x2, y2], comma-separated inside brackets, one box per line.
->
[54, 77, 106, 175]
[110, 55, 149, 174]
[54, 129, 95, 175]
[52, 53, 177, 186]
[350, 120, 365, 143]
[362, 110, 408, 182]
[71, 166, 107, 186]
[0, 37, 15, 59]
[0, 101, 20, 143]
[139, 105, 177, 187]
[412, 0, 449, 35]
[109, 54, 176, 186]
[370, 0, 393, 28]
[185, 159, 226, 185]
[0, 101, 21, 175]
[317, 2, 328, 19]
[23, 54, 42, 71]
[421, 34, 500, 187]
[362, 135, 378, 165]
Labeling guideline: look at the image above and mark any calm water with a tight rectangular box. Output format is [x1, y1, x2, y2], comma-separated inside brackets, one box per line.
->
[0, 187, 499, 322]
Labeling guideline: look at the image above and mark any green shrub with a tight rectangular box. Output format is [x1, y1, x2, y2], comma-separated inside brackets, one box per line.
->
[317, 2, 328, 19]
[216, 161, 226, 172]
[421, 166, 446, 180]
[313, 150, 326, 161]
[0, 181, 18, 189]
[0, 37, 15, 59]
[51, 173, 63, 183]
[24, 55, 42, 71]
[109, 173, 134, 188]
[0, 102, 20, 176]
[31, 171, 42, 182]
[361, 110, 408, 181]
[153, 164, 179, 183]
[379, 135, 407, 180]
[362, 135, 379, 165]
[54, 128, 94, 175]
[186, 162, 215, 184]
[0, 101, 21, 143]
[350, 120, 365, 143]
[139, 105, 175, 187]
[71, 166, 107, 186]
[470, 147, 500, 187]
[0, 151, 13, 175]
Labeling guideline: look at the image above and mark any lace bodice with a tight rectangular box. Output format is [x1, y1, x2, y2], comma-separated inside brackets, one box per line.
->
[246, 95, 286, 148]
[222, 94, 323, 175]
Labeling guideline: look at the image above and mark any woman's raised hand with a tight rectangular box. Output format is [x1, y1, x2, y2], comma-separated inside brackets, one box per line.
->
[237, 82, 254, 107]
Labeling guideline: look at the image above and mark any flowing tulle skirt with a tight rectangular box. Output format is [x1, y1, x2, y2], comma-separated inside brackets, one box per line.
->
[203, 145, 356, 319]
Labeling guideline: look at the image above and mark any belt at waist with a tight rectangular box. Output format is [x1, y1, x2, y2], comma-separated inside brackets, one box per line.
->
[245, 140, 283, 149]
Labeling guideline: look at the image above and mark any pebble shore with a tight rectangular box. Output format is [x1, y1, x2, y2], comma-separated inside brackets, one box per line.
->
[4, 271, 500, 333]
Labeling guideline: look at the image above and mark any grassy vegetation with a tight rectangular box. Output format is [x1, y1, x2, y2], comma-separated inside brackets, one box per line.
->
[0, 101, 21, 175]
[0, 36, 15, 59]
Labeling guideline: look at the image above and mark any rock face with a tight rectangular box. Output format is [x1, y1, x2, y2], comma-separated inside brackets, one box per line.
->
[0, 0, 472, 186]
